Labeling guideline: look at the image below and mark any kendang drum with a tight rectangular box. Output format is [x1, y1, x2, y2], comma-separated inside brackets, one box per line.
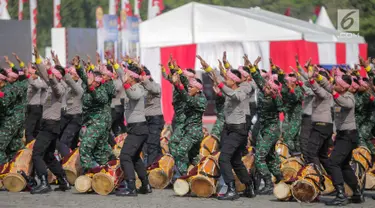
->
[280, 157, 304, 182]
[113, 133, 127, 158]
[190, 155, 220, 198]
[274, 181, 292, 201]
[62, 149, 82, 185]
[352, 146, 372, 171]
[91, 160, 124, 195]
[2, 148, 33, 192]
[173, 163, 201, 196]
[365, 167, 375, 190]
[147, 154, 175, 189]
[160, 125, 172, 141]
[321, 175, 335, 195]
[275, 141, 290, 161]
[291, 164, 324, 203]
[160, 137, 169, 155]
[75, 174, 93, 193]
[199, 135, 220, 158]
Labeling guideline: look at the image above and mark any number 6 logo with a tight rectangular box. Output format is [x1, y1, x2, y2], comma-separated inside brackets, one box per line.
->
[340, 11, 356, 30]
[337, 9, 359, 32]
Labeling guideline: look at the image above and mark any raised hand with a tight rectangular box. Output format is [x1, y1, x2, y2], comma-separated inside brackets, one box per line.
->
[12, 53, 22, 63]
[243, 54, 252, 67]
[254, 56, 261, 67]
[4, 56, 10, 65]
[196, 55, 209, 69]
[33, 46, 40, 59]
[304, 57, 312, 68]
[295, 54, 300, 66]
[223, 51, 227, 64]
[96, 52, 101, 64]
[171, 73, 180, 84]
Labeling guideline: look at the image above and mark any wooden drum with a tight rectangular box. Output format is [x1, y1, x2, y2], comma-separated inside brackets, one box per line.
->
[321, 175, 335, 195]
[274, 181, 292, 201]
[147, 154, 175, 189]
[2, 148, 33, 192]
[160, 137, 169, 155]
[365, 171, 375, 190]
[352, 146, 372, 171]
[62, 149, 82, 185]
[190, 155, 220, 198]
[92, 160, 124, 196]
[291, 164, 323, 203]
[280, 157, 304, 182]
[275, 141, 290, 161]
[75, 174, 93, 193]
[113, 133, 127, 158]
[199, 135, 220, 158]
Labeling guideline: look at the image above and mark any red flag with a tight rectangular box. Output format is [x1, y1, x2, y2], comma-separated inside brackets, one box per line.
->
[314, 6, 321, 16]
[284, 8, 291, 16]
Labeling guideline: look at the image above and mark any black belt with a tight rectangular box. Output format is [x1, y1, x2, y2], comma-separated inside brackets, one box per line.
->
[65, 113, 82, 119]
[146, 115, 164, 120]
[225, 123, 246, 130]
[313, 122, 331, 126]
[127, 121, 147, 128]
[28, 104, 42, 108]
[337, 129, 357, 135]
[302, 114, 311, 118]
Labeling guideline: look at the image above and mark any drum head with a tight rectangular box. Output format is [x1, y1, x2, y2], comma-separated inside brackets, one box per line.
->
[365, 173, 375, 190]
[75, 175, 92, 193]
[3, 173, 26, 192]
[173, 179, 190, 196]
[273, 182, 291, 201]
[190, 175, 215, 198]
[149, 168, 169, 189]
[281, 167, 298, 182]
[291, 180, 318, 203]
[64, 168, 78, 185]
[92, 173, 115, 196]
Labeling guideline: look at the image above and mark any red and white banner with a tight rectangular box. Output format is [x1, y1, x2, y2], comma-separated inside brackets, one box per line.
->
[18, 0, 23, 20]
[53, 0, 61, 28]
[147, 0, 164, 19]
[30, 0, 37, 46]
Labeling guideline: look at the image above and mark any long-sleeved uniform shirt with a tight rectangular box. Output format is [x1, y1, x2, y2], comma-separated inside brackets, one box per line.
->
[142, 79, 162, 116]
[27, 77, 48, 106]
[309, 80, 333, 123]
[64, 74, 84, 115]
[333, 91, 356, 131]
[111, 78, 125, 107]
[239, 81, 253, 116]
[37, 63, 66, 121]
[124, 83, 146, 123]
[220, 84, 247, 125]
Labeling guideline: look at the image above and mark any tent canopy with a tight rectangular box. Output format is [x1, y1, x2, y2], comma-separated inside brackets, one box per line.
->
[140, 2, 366, 48]
[140, 2, 302, 48]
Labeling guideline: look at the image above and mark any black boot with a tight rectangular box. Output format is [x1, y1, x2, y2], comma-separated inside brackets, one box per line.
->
[350, 185, 365, 204]
[258, 175, 273, 195]
[138, 178, 152, 194]
[30, 174, 52, 194]
[325, 184, 349, 206]
[252, 171, 261, 193]
[20, 170, 37, 190]
[243, 180, 256, 198]
[116, 180, 137, 196]
[217, 181, 239, 200]
[54, 175, 71, 191]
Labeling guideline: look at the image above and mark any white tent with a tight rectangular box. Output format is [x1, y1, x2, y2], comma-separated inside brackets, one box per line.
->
[140, 2, 303, 48]
[316, 6, 335, 30]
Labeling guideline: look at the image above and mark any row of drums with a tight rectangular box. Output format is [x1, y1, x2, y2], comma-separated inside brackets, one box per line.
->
[274, 141, 375, 203]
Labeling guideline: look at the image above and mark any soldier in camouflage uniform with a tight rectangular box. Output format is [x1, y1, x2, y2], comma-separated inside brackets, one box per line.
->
[0, 68, 23, 164]
[76, 59, 114, 171]
[277, 70, 304, 154]
[170, 73, 207, 175]
[211, 86, 225, 140]
[250, 66, 284, 195]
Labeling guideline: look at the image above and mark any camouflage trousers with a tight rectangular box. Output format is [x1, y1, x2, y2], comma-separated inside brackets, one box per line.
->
[358, 121, 375, 154]
[255, 122, 281, 177]
[283, 117, 302, 153]
[0, 113, 25, 165]
[79, 112, 113, 170]
[169, 113, 186, 157]
[211, 114, 225, 141]
[170, 124, 203, 175]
